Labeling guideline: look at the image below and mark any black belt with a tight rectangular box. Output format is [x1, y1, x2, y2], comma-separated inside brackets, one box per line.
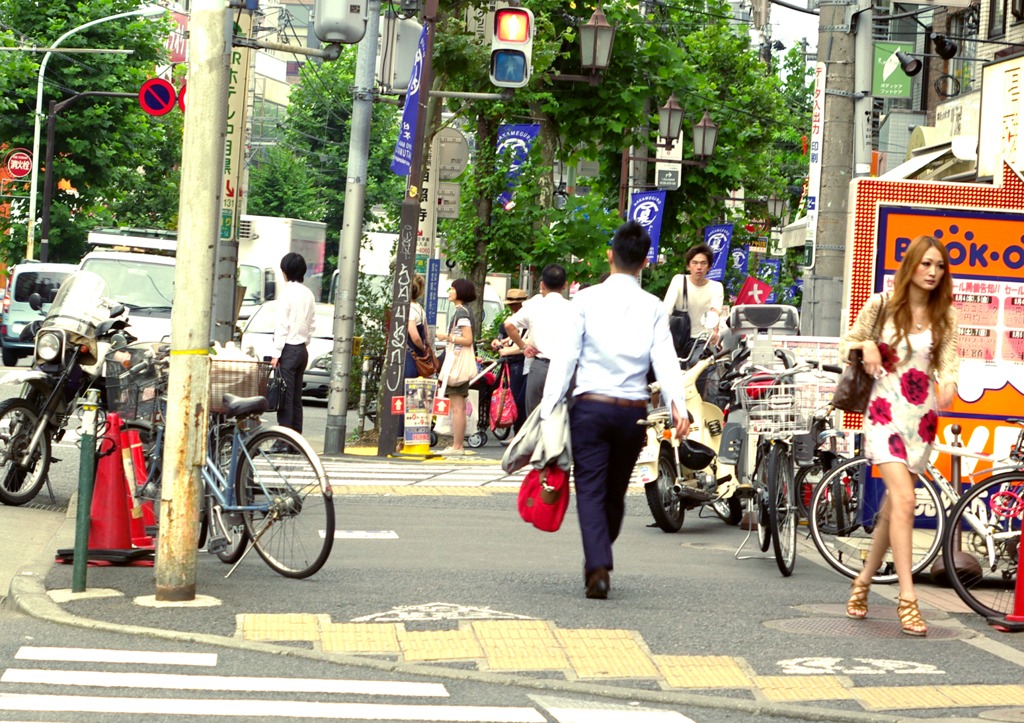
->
[577, 393, 647, 408]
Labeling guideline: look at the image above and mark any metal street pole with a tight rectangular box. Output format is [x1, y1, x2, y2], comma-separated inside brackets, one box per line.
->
[324, 0, 382, 455]
[39, 91, 135, 263]
[26, 5, 165, 260]
[156, 0, 230, 602]
[376, 0, 439, 457]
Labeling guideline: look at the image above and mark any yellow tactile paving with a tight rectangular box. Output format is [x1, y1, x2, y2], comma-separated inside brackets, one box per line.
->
[471, 620, 569, 671]
[397, 626, 485, 662]
[320, 622, 401, 654]
[753, 675, 854, 702]
[240, 613, 320, 641]
[555, 628, 661, 679]
[653, 655, 753, 689]
[853, 685, 1024, 711]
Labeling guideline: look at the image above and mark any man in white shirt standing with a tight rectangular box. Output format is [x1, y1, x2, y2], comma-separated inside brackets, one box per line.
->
[542, 222, 689, 600]
[503, 264, 572, 420]
[271, 252, 316, 433]
[662, 242, 725, 354]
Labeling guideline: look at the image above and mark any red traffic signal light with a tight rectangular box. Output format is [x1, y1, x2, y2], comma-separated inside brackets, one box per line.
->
[490, 7, 534, 88]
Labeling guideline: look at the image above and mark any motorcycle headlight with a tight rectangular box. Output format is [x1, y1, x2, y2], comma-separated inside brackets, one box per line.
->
[36, 331, 63, 362]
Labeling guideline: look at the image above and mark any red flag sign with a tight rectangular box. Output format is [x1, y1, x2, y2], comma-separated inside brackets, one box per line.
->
[734, 276, 773, 305]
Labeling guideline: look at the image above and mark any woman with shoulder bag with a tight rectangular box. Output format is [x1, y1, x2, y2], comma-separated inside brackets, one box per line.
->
[435, 279, 477, 456]
[837, 235, 959, 637]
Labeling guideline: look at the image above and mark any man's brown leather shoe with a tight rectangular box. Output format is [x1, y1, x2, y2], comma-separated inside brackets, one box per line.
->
[585, 568, 609, 599]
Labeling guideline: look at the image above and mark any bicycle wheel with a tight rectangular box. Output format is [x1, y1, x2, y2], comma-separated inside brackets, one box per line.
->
[208, 422, 247, 563]
[942, 472, 1024, 619]
[808, 456, 944, 583]
[645, 445, 684, 533]
[235, 427, 335, 578]
[795, 461, 824, 520]
[753, 444, 771, 552]
[0, 398, 50, 506]
[768, 445, 797, 577]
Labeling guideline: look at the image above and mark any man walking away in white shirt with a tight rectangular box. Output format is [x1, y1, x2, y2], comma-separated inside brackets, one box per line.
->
[271, 252, 316, 433]
[504, 263, 572, 419]
[542, 221, 689, 600]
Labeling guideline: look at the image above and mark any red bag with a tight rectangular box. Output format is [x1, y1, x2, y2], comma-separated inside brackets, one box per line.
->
[517, 465, 571, 532]
[489, 364, 518, 431]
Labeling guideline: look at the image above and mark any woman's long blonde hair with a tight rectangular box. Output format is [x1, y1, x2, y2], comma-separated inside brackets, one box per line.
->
[887, 235, 953, 368]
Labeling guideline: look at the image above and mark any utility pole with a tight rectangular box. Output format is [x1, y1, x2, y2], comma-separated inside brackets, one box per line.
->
[324, 0, 381, 454]
[376, 0, 438, 456]
[156, 0, 229, 602]
[803, 0, 872, 336]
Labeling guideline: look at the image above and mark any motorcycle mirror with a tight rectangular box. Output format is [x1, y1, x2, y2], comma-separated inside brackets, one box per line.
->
[28, 292, 43, 312]
[109, 333, 129, 352]
[701, 310, 720, 330]
[110, 303, 126, 318]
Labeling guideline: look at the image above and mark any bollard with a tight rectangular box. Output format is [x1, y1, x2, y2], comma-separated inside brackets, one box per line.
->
[71, 389, 102, 593]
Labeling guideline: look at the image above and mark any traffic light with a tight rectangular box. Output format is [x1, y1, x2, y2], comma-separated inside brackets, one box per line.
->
[312, 0, 369, 45]
[489, 7, 534, 88]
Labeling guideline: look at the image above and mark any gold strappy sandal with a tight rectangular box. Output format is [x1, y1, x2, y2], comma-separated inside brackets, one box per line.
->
[897, 596, 928, 636]
[846, 579, 870, 619]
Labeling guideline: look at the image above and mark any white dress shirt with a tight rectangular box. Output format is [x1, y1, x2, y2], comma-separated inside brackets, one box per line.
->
[540, 273, 687, 420]
[273, 281, 316, 356]
[506, 291, 573, 360]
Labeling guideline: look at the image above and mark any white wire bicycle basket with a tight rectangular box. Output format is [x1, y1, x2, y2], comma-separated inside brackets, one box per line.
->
[736, 375, 835, 436]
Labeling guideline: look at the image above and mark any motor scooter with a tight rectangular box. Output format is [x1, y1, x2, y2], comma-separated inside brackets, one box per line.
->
[635, 314, 742, 532]
[0, 270, 133, 505]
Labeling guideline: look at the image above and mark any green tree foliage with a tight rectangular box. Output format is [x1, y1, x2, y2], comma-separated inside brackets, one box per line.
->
[427, 0, 811, 307]
[0, 0, 176, 264]
[246, 144, 325, 221]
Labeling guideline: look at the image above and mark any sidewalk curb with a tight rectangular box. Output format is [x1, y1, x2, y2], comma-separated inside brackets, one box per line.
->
[5, 499, 900, 723]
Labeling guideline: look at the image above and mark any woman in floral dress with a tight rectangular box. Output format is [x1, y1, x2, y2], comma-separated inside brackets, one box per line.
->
[838, 235, 960, 636]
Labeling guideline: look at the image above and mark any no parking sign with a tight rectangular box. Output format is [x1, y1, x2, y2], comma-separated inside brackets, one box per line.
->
[138, 78, 176, 116]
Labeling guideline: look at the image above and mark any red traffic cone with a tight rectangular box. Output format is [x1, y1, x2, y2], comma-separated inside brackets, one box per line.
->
[120, 428, 153, 548]
[88, 413, 133, 551]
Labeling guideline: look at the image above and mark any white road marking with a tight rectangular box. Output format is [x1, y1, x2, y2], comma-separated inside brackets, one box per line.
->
[332, 530, 400, 539]
[0, 694, 546, 721]
[14, 647, 216, 667]
[777, 657, 945, 675]
[351, 603, 533, 623]
[2, 669, 447, 697]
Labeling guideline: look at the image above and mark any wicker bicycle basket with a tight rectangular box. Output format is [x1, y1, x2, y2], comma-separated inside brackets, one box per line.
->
[104, 345, 169, 423]
[736, 377, 834, 437]
[209, 359, 272, 414]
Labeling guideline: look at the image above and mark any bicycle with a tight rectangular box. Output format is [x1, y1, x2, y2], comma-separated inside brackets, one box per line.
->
[807, 421, 1024, 589]
[125, 358, 336, 579]
[794, 404, 851, 520]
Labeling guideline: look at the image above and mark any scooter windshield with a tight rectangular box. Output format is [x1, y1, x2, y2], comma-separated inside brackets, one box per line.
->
[42, 270, 113, 338]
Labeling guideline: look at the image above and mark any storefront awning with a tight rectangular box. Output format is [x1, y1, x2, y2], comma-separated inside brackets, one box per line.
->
[878, 148, 950, 180]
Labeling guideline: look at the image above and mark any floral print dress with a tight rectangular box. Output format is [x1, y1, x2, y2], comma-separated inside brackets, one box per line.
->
[863, 324, 938, 475]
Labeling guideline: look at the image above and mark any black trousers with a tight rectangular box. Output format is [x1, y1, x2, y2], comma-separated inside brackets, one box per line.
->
[277, 343, 308, 433]
[570, 397, 647, 575]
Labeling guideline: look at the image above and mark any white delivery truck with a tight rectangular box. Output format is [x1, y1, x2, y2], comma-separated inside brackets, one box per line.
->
[236, 215, 327, 320]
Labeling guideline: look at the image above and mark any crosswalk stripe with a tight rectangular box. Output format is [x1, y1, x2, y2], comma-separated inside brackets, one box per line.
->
[14, 647, 216, 667]
[1, 669, 446, 697]
[0, 694, 547, 721]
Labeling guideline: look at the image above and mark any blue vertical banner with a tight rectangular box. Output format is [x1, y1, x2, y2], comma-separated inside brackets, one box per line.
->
[391, 24, 429, 176]
[628, 190, 667, 264]
[425, 258, 441, 326]
[496, 123, 541, 207]
[703, 224, 733, 282]
[758, 258, 782, 303]
[727, 244, 749, 297]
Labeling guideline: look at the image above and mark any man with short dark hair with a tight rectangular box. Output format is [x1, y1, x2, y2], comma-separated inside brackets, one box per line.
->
[541, 221, 689, 600]
[662, 242, 725, 351]
[504, 264, 571, 419]
[272, 252, 315, 433]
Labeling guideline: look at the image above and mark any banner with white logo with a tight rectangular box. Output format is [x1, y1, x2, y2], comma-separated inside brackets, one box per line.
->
[496, 123, 540, 207]
[703, 223, 733, 282]
[758, 258, 782, 303]
[628, 190, 666, 264]
[391, 24, 429, 176]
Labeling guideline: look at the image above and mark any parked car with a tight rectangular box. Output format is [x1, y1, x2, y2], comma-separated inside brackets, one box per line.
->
[240, 301, 335, 399]
[0, 261, 76, 366]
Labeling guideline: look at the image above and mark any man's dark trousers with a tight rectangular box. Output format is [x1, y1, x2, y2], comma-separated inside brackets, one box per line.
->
[278, 343, 308, 433]
[570, 397, 646, 575]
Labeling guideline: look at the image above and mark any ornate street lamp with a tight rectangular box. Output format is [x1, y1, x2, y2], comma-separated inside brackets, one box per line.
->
[692, 110, 719, 160]
[767, 192, 787, 218]
[658, 94, 684, 151]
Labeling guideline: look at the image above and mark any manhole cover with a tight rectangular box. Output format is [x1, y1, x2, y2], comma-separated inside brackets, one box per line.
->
[765, 617, 963, 639]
